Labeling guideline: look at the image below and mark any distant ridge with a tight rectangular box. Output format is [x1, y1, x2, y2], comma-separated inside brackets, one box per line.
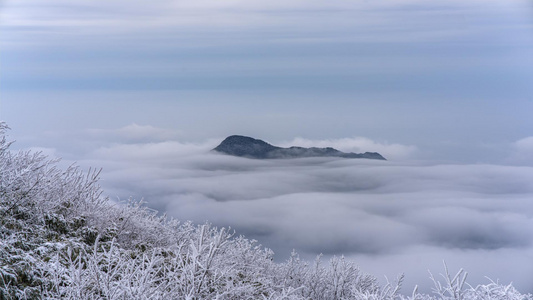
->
[213, 135, 386, 160]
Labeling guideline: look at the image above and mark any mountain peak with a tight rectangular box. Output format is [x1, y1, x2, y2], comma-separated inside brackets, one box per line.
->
[213, 135, 386, 160]
[213, 135, 280, 158]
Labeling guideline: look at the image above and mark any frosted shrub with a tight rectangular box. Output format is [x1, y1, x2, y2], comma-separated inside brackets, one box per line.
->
[466, 280, 531, 300]
[272, 251, 383, 299]
[398, 264, 533, 300]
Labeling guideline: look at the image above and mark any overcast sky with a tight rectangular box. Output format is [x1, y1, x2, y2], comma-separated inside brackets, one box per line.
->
[1, 0, 533, 294]
[2, 0, 532, 163]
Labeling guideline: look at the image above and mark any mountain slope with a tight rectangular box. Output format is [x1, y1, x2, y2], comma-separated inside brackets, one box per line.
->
[213, 135, 386, 160]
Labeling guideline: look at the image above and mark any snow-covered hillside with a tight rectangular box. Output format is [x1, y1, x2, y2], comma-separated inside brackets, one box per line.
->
[0, 122, 530, 300]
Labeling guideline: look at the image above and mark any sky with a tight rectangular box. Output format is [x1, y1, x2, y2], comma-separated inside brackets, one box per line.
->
[1, 0, 533, 294]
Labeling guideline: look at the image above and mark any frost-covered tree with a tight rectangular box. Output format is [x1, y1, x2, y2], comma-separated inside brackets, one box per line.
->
[0, 122, 531, 300]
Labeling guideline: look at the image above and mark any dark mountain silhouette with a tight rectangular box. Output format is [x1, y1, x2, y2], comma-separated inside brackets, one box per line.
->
[213, 135, 386, 160]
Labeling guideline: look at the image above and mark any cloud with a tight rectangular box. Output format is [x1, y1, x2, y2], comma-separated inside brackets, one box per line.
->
[508, 136, 533, 165]
[64, 131, 533, 294]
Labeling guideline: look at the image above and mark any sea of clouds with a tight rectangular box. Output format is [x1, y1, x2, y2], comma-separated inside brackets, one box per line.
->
[24, 124, 533, 294]
[3, 0, 531, 293]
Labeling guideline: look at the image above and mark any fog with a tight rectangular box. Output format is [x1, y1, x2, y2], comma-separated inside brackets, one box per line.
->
[40, 126, 532, 294]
